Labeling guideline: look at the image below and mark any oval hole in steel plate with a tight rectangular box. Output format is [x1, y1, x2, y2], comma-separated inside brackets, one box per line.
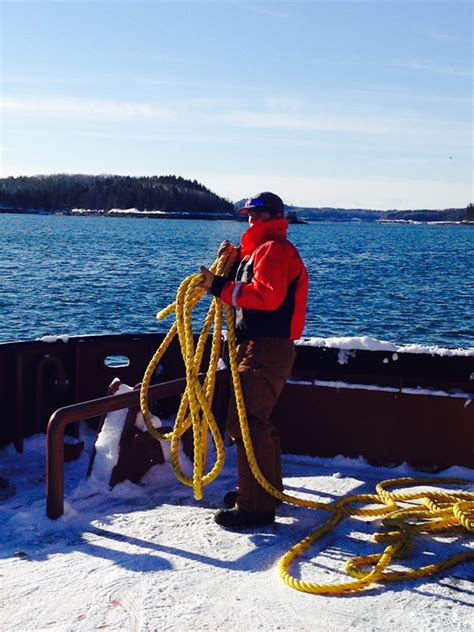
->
[103, 354, 131, 369]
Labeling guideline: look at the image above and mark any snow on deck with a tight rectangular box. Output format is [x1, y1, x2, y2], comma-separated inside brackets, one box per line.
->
[0, 429, 473, 631]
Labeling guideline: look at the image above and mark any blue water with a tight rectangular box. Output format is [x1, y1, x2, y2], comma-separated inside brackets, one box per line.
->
[1, 214, 473, 348]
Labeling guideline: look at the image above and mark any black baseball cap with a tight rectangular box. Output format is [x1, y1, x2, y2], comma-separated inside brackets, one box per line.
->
[239, 191, 285, 216]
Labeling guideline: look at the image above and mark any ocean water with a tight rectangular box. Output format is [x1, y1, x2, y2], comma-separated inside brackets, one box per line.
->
[1, 213, 473, 348]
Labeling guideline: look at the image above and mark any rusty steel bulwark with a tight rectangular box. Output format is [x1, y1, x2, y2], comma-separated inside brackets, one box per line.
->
[3, 333, 473, 450]
[0, 333, 212, 449]
[273, 383, 474, 470]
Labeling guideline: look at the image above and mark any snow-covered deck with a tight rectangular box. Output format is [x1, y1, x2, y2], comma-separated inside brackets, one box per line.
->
[1, 429, 473, 631]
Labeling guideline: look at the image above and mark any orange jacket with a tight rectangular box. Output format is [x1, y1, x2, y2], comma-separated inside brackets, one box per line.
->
[211, 218, 308, 341]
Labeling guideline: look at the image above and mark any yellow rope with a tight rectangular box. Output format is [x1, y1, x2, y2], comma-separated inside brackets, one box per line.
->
[140, 248, 474, 595]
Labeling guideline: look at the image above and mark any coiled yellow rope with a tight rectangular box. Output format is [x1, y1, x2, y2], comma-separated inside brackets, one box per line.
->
[140, 248, 474, 594]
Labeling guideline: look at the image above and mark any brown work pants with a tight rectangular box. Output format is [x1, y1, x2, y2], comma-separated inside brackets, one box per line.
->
[227, 337, 296, 513]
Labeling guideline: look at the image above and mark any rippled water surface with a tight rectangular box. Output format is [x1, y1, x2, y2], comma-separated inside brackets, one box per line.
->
[1, 214, 473, 348]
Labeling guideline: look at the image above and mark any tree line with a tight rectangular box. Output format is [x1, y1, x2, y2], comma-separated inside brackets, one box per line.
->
[288, 205, 470, 222]
[0, 174, 234, 214]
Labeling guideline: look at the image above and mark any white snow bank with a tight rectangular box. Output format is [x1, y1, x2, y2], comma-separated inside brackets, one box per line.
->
[90, 383, 132, 490]
[37, 334, 70, 343]
[134, 410, 162, 433]
[297, 335, 474, 356]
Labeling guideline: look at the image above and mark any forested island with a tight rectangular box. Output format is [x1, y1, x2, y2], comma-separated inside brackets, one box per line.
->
[0, 174, 234, 216]
[0, 174, 472, 223]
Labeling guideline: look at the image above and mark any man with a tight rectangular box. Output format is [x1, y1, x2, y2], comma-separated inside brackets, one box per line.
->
[200, 192, 308, 529]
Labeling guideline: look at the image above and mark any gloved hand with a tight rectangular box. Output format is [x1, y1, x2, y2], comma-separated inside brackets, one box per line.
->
[217, 240, 236, 258]
[199, 266, 215, 292]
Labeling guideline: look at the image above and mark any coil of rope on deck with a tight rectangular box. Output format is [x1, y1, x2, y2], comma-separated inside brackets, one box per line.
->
[139, 246, 474, 595]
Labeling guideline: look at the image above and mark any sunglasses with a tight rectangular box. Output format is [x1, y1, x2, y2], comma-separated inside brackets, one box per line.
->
[239, 198, 269, 214]
[245, 197, 266, 208]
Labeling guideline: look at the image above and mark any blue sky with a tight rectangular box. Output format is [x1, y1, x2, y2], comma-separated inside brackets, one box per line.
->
[1, 0, 472, 209]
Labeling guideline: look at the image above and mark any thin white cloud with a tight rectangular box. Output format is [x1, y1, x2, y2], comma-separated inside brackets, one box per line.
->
[208, 107, 469, 140]
[393, 59, 471, 78]
[3, 93, 469, 144]
[345, 83, 472, 106]
[212, 110, 393, 134]
[2, 96, 174, 121]
[0, 93, 399, 135]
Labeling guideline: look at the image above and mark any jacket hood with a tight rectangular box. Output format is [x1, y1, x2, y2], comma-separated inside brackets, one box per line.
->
[240, 217, 288, 258]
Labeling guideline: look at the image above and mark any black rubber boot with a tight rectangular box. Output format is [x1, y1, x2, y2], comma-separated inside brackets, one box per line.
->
[223, 490, 238, 508]
[214, 507, 275, 530]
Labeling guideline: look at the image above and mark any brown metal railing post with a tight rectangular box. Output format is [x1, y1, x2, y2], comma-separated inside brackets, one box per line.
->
[46, 409, 66, 519]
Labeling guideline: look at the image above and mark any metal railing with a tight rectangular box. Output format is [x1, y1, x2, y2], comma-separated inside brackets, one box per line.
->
[46, 369, 228, 519]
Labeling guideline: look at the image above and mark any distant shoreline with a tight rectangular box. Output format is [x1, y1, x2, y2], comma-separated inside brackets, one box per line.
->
[1, 207, 472, 225]
[0, 208, 236, 221]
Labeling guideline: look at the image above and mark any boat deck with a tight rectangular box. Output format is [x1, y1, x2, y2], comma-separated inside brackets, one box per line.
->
[1, 428, 473, 631]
